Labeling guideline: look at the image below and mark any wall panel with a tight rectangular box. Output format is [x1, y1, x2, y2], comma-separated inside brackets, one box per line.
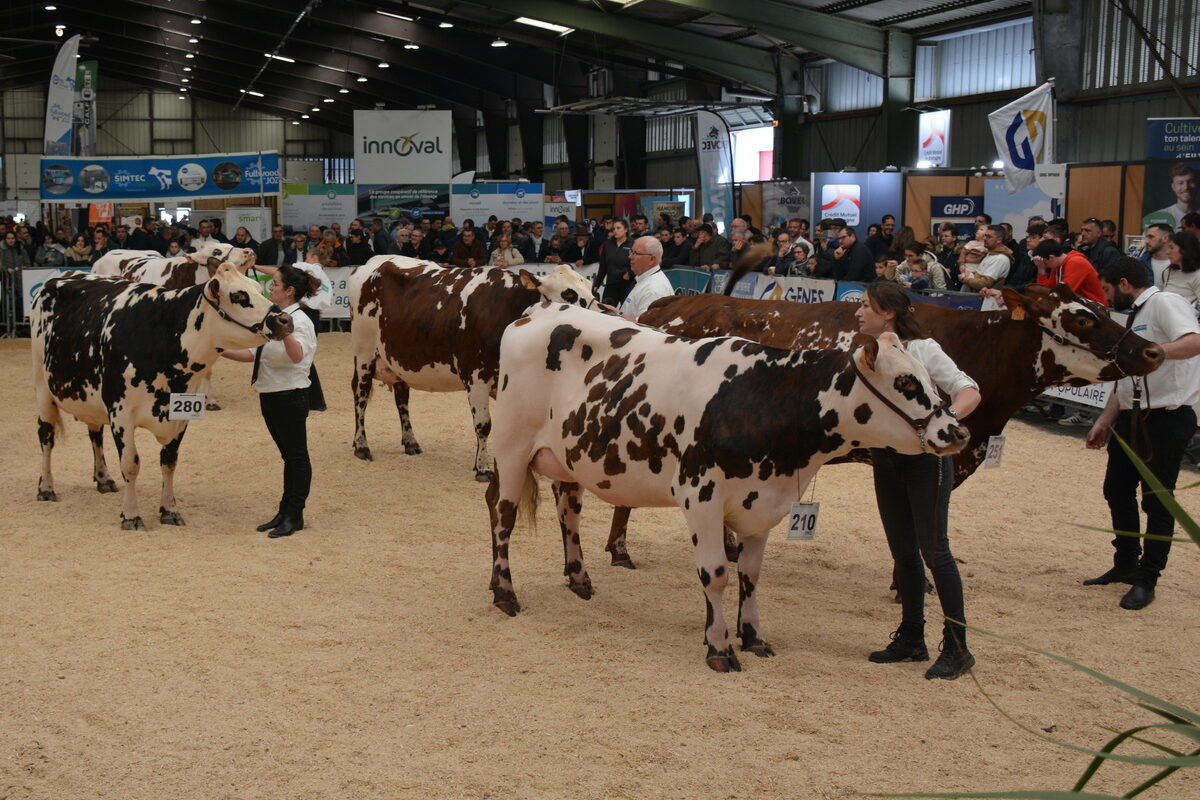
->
[1066, 165, 1123, 231]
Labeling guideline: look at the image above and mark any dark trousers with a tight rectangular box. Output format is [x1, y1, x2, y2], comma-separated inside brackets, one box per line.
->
[260, 389, 311, 516]
[871, 450, 965, 635]
[1102, 406, 1196, 587]
[299, 307, 326, 411]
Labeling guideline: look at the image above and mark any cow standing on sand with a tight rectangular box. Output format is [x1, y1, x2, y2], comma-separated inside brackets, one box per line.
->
[348, 256, 597, 481]
[32, 265, 293, 529]
[91, 243, 259, 410]
[597, 285, 1165, 568]
[486, 302, 969, 672]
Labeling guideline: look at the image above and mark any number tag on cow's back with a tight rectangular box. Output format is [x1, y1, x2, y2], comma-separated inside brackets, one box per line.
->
[983, 435, 1006, 468]
[786, 501, 820, 540]
[168, 393, 206, 420]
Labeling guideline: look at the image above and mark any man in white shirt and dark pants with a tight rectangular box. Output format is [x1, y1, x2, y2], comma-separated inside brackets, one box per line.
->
[612, 235, 674, 321]
[1086, 257, 1200, 609]
[223, 265, 320, 538]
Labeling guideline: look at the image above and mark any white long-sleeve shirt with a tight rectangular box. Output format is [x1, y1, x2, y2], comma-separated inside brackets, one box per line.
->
[253, 303, 317, 393]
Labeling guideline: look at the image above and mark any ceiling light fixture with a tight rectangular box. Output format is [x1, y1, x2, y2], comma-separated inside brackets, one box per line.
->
[239, 89, 265, 97]
[45, 4, 57, 9]
[188, 36, 199, 43]
[185, 53, 194, 59]
[265, 53, 296, 63]
[312, 107, 320, 111]
[491, 37, 508, 47]
[339, 88, 349, 93]
[301, 114, 310, 119]
[190, 17, 201, 24]
[514, 17, 573, 34]
[439, 21, 453, 28]
[377, 61, 390, 68]
[404, 42, 419, 50]
[292, 121, 300, 125]
[992, 159, 1005, 169]
[181, 78, 189, 83]
[183, 66, 192, 72]
[376, 10, 414, 21]
[323, 97, 334, 103]
[54, 24, 64, 37]
[357, 76, 368, 82]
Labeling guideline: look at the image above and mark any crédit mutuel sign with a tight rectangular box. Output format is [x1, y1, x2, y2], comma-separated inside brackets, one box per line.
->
[354, 110, 452, 184]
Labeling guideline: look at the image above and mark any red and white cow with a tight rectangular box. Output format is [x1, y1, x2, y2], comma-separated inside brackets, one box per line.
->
[486, 302, 969, 672]
[32, 265, 293, 529]
[349, 256, 598, 480]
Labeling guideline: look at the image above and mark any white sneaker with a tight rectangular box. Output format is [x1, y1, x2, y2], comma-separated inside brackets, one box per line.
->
[1058, 413, 1094, 427]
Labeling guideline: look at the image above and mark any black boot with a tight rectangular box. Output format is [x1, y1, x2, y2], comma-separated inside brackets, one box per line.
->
[267, 513, 304, 538]
[925, 624, 975, 680]
[868, 624, 929, 663]
[256, 510, 285, 532]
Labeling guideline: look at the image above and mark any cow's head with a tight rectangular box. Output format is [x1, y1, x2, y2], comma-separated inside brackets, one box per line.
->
[851, 333, 969, 456]
[202, 262, 293, 348]
[190, 243, 256, 276]
[520, 266, 598, 309]
[1002, 284, 1164, 385]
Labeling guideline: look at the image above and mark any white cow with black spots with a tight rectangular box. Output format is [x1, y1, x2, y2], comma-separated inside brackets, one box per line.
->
[485, 301, 969, 672]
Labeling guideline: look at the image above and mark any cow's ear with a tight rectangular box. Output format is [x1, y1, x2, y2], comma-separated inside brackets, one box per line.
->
[856, 337, 879, 372]
[519, 269, 541, 291]
[1002, 287, 1030, 319]
[204, 278, 221, 300]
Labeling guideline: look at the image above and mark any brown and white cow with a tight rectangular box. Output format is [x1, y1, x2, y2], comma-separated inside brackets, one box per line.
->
[91, 244, 259, 410]
[594, 284, 1165, 568]
[92, 243, 256, 287]
[486, 301, 968, 672]
[32, 265, 292, 529]
[349, 256, 598, 480]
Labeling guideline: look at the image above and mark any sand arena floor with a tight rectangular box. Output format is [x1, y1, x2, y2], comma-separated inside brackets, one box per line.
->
[2, 332, 1197, 799]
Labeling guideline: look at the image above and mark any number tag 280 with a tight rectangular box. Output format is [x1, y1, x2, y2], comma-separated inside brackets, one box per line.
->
[168, 393, 206, 420]
[786, 501, 820, 540]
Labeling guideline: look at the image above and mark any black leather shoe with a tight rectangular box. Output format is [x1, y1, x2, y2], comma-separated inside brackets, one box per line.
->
[1083, 566, 1137, 586]
[267, 515, 304, 538]
[868, 627, 929, 663]
[256, 512, 285, 532]
[1119, 584, 1155, 610]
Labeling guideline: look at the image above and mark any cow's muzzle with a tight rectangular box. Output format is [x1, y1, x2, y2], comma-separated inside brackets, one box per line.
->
[266, 310, 294, 340]
[925, 419, 970, 455]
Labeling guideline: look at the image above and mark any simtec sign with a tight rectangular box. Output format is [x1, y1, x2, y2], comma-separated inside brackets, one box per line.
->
[354, 109, 452, 184]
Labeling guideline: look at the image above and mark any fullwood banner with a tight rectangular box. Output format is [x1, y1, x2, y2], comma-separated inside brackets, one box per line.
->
[39, 151, 281, 202]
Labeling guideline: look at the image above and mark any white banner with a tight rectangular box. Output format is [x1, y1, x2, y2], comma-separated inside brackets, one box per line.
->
[324, 266, 354, 319]
[760, 181, 811, 229]
[281, 184, 357, 231]
[43, 35, 80, 156]
[450, 183, 544, 228]
[989, 82, 1055, 194]
[1040, 382, 1112, 410]
[918, 110, 951, 167]
[226, 206, 270, 241]
[694, 110, 734, 234]
[354, 110, 452, 184]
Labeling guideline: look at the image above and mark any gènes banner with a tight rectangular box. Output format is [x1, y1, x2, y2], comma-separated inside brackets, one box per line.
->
[354, 110, 452, 185]
[39, 151, 281, 201]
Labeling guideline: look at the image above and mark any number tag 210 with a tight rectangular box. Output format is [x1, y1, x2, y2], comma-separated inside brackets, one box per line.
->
[786, 501, 820, 540]
[168, 393, 206, 420]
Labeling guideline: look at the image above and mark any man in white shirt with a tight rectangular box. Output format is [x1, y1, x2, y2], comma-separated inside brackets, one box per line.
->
[1085, 257, 1200, 610]
[1144, 162, 1198, 229]
[192, 219, 219, 250]
[613, 236, 674, 321]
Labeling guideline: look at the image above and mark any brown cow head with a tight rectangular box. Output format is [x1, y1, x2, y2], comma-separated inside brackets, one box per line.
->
[519, 265, 598, 309]
[1002, 284, 1163, 384]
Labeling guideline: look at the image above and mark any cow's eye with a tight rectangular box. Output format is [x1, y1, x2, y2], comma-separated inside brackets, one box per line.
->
[229, 290, 250, 306]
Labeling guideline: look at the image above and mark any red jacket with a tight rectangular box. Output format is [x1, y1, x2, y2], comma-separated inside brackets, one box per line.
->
[1037, 249, 1106, 304]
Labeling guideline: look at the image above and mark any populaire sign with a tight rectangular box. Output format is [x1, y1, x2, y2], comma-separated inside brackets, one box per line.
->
[354, 110, 452, 185]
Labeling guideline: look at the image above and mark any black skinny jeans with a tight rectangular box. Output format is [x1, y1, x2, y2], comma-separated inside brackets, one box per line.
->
[871, 449, 965, 635]
[1102, 406, 1196, 587]
[260, 388, 311, 516]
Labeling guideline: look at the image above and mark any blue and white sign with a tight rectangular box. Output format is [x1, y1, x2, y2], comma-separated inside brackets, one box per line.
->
[450, 183, 545, 227]
[931, 196, 983, 218]
[40, 151, 281, 201]
[1146, 118, 1200, 160]
[695, 110, 734, 234]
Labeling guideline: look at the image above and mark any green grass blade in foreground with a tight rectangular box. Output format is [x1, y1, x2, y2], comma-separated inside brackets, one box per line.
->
[1122, 746, 1200, 798]
[1072, 523, 1191, 543]
[1112, 433, 1200, 547]
[1072, 725, 1188, 791]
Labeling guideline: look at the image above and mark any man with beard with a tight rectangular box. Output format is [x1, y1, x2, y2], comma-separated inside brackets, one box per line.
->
[1145, 162, 1198, 229]
[1139, 223, 1174, 284]
[1085, 257, 1200, 610]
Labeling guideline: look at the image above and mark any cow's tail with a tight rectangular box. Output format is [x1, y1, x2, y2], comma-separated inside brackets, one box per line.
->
[519, 466, 539, 532]
[722, 241, 774, 295]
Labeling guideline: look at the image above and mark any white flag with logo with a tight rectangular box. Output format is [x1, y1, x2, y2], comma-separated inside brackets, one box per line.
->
[694, 110, 734, 234]
[988, 82, 1054, 194]
[43, 34, 81, 156]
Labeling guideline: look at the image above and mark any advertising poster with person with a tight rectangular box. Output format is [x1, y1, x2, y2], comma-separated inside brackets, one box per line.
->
[1142, 160, 1199, 229]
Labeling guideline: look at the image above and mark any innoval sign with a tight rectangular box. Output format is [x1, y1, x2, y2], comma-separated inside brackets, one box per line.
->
[354, 109, 452, 184]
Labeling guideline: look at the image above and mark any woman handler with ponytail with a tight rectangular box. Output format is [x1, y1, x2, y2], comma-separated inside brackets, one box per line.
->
[223, 264, 320, 538]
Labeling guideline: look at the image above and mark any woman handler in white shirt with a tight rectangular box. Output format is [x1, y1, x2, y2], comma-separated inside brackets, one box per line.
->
[855, 281, 982, 680]
[222, 264, 319, 538]
[254, 251, 332, 411]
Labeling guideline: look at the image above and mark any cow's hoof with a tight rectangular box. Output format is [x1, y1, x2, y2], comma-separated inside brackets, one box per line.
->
[568, 580, 593, 600]
[353, 446, 373, 462]
[493, 597, 521, 617]
[403, 443, 423, 455]
[95, 479, 119, 494]
[120, 515, 146, 531]
[741, 639, 776, 658]
[475, 470, 494, 484]
[205, 402, 222, 411]
[610, 554, 637, 569]
[159, 508, 186, 526]
[36, 489, 58, 502]
[705, 647, 742, 673]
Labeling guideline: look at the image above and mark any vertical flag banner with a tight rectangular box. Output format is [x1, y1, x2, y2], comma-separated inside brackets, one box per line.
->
[43, 34, 81, 156]
[694, 110, 734, 234]
[988, 81, 1055, 194]
[73, 60, 98, 157]
[917, 110, 951, 167]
